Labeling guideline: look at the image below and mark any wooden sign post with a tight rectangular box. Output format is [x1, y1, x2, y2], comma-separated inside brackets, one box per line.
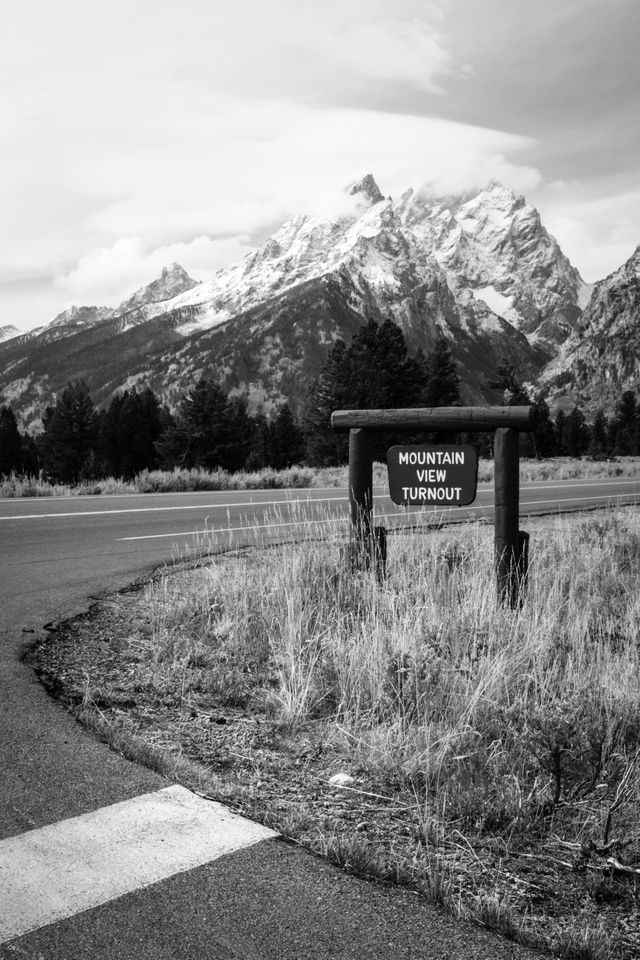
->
[331, 406, 537, 607]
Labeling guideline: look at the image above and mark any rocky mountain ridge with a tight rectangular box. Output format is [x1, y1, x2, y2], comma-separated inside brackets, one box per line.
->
[128, 177, 588, 354]
[0, 175, 631, 431]
[543, 244, 640, 413]
[0, 325, 20, 343]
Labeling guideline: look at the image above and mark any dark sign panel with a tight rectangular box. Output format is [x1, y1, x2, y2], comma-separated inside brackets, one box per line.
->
[386, 444, 478, 506]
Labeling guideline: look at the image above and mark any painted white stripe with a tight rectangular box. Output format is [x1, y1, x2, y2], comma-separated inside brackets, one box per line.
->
[3, 480, 639, 522]
[519, 479, 640, 490]
[0, 785, 276, 944]
[3, 484, 389, 505]
[116, 493, 640, 541]
[0, 495, 346, 522]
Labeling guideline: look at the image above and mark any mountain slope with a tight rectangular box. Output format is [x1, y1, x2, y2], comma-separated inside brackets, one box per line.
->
[0, 176, 592, 430]
[544, 245, 640, 412]
[0, 325, 20, 344]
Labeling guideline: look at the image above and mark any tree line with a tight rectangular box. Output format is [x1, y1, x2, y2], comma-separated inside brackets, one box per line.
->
[1, 316, 639, 481]
[0, 382, 306, 483]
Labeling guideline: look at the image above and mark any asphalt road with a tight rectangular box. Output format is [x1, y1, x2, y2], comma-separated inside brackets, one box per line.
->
[2, 477, 639, 958]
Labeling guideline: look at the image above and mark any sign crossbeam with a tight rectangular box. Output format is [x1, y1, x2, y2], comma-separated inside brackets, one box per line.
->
[331, 406, 537, 433]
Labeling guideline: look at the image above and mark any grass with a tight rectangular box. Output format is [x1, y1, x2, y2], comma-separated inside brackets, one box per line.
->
[28, 506, 640, 958]
[3, 455, 640, 497]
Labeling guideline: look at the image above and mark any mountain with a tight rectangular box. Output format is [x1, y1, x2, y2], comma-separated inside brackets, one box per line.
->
[543, 245, 640, 413]
[116, 263, 198, 316]
[397, 181, 592, 350]
[0, 176, 593, 430]
[0, 325, 20, 344]
[37, 304, 115, 344]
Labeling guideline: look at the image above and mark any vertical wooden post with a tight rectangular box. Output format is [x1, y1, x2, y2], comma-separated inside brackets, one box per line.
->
[494, 427, 520, 607]
[349, 427, 372, 541]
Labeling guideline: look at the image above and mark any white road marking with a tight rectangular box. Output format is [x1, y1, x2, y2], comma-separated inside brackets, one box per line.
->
[3, 484, 389, 505]
[0, 785, 276, 944]
[116, 493, 640, 542]
[3, 480, 639, 522]
[0, 495, 346, 522]
[519, 479, 640, 490]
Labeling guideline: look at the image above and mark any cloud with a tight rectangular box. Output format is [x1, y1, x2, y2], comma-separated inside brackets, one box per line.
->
[325, 17, 451, 93]
[535, 185, 640, 282]
[15, 88, 543, 325]
[74, 98, 541, 238]
[8, 0, 636, 333]
[54, 235, 254, 304]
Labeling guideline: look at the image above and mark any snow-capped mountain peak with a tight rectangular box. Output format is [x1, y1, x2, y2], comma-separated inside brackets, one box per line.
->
[348, 173, 385, 204]
[45, 304, 114, 340]
[0, 325, 21, 344]
[2, 172, 611, 432]
[117, 263, 197, 314]
[124, 175, 589, 353]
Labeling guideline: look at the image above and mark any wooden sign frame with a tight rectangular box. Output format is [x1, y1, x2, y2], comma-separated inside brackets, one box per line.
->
[331, 405, 537, 607]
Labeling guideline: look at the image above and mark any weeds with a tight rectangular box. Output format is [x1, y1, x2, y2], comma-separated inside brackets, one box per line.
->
[133, 514, 638, 789]
[3, 455, 640, 497]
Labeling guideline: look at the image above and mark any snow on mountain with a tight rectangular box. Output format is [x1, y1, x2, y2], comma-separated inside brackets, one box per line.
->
[128, 176, 587, 360]
[471, 286, 515, 318]
[14, 264, 198, 348]
[117, 263, 197, 315]
[395, 180, 591, 348]
[40, 304, 115, 343]
[0, 174, 605, 428]
[0, 325, 21, 343]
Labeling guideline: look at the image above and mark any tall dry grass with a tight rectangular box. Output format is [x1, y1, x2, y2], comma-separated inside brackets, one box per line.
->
[137, 508, 640, 861]
[2, 456, 640, 497]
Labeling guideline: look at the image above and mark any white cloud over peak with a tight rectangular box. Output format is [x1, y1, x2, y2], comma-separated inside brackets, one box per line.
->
[47, 104, 541, 313]
[54, 235, 254, 305]
[3, 0, 638, 332]
[73, 98, 541, 240]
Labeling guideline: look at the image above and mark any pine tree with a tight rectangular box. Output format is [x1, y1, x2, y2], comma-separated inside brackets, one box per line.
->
[270, 403, 305, 468]
[101, 392, 127, 476]
[225, 394, 256, 471]
[420, 337, 461, 443]
[244, 412, 271, 471]
[303, 339, 351, 466]
[40, 381, 98, 483]
[126, 388, 162, 475]
[156, 377, 254, 471]
[422, 336, 460, 407]
[530, 399, 557, 459]
[483, 360, 534, 455]
[588, 409, 609, 459]
[303, 317, 434, 465]
[564, 406, 589, 457]
[611, 390, 638, 455]
[99, 388, 163, 478]
[0, 405, 23, 475]
[555, 409, 568, 454]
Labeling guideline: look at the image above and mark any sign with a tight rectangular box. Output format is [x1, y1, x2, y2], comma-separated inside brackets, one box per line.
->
[386, 444, 478, 506]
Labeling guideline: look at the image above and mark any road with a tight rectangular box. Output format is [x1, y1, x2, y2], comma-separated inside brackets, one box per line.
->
[1, 477, 639, 958]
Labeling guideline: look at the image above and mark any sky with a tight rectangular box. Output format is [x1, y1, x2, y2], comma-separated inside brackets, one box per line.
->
[3, 0, 639, 331]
